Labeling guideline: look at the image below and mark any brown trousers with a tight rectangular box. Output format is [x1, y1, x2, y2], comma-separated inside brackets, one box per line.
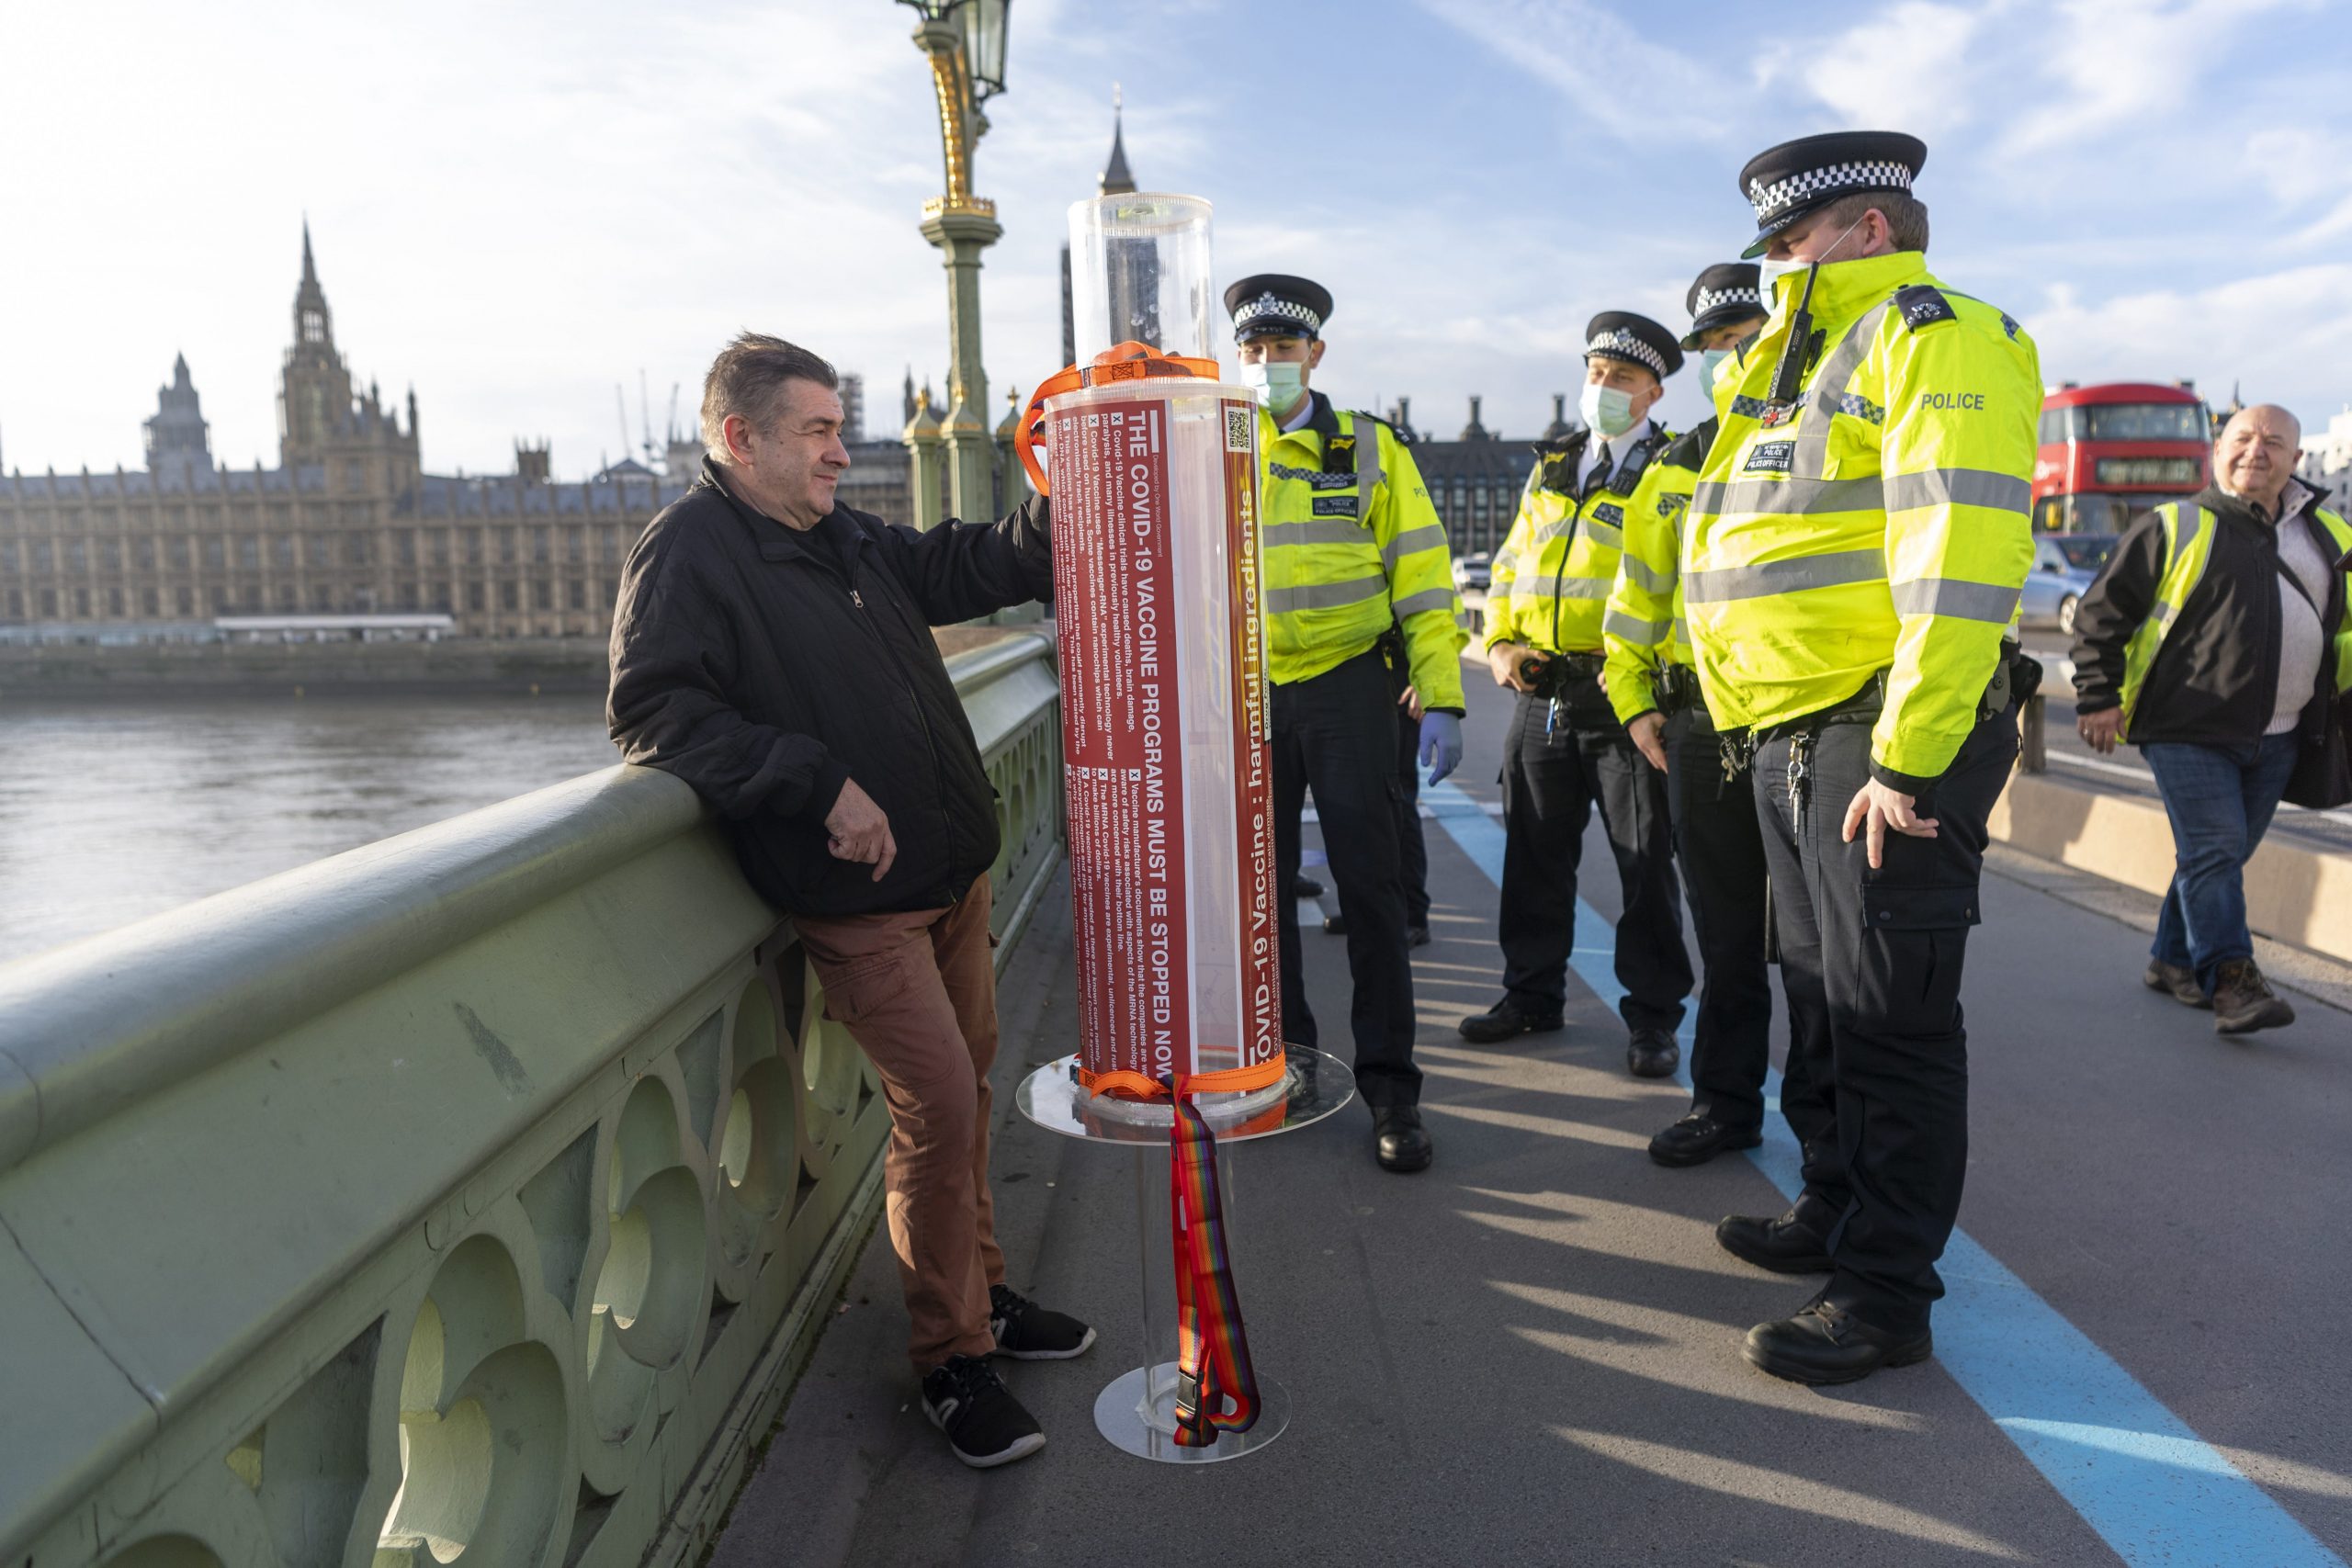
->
[795, 875, 1005, 1374]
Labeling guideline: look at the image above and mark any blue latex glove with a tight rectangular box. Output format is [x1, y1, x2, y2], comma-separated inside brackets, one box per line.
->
[1419, 710, 1464, 785]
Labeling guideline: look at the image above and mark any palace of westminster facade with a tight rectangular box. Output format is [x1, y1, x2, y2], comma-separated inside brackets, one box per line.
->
[1, 220, 1550, 645]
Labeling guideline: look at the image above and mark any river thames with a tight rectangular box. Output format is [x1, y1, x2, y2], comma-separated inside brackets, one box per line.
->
[0, 696, 617, 964]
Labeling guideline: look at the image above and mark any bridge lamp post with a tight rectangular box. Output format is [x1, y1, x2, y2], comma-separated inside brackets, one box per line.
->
[898, 0, 1011, 529]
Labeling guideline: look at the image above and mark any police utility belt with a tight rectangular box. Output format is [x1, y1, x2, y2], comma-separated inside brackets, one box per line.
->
[1719, 643, 2042, 791]
[1652, 662, 1702, 720]
[1525, 649, 1604, 699]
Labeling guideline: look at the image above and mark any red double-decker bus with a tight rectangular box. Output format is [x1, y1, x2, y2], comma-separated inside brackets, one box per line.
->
[2030, 380, 2211, 534]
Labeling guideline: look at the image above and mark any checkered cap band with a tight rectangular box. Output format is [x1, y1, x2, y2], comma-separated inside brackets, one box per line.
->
[1691, 285, 1762, 317]
[1233, 293, 1322, 333]
[1586, 328, 1666, 378]
[1746, 159, 1913, 223]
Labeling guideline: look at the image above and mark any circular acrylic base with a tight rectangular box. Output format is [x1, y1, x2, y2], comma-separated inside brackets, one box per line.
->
[1014, 1047, 1356, 1145]
[1092, 1363, 1290, 1463]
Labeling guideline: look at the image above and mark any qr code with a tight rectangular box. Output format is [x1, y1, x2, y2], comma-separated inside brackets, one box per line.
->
[1226, 405, 1253, 452]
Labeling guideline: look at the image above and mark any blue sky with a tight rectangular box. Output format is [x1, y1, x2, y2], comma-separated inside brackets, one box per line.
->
[3, 0, 2347, 480]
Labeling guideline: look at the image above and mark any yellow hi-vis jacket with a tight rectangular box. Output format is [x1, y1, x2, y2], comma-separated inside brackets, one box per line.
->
[1260, 394, 1464, 709]
[1602, 418, 1715, 725]
[2117, 497, 2352, 730]
[1684, 251, 2041, 789]
[1485, 425, 1676, 658]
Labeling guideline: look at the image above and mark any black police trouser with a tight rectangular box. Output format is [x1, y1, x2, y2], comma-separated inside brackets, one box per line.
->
[1664, 705, 1775, 1130]
[1752, 700, 2019, 1330]
[1394, 697, 1431, 928]
[1498, 675, 1690, 1032]
[1274, 649, 1421, 1110]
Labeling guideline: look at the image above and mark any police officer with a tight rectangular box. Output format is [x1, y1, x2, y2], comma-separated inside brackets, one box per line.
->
[1464, 313, 1693, 1080]
[1326, 603, 1466, 950]
[1683, 133, 2040, 1383]
[1228, 274, 1464, 1173]
[1604, 264, 1815, 1168]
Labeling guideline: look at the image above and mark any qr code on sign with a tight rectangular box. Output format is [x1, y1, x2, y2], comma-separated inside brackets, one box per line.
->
[1226, 405, 1252, 452]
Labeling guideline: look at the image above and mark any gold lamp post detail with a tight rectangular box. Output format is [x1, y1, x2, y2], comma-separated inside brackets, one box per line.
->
[899, 0, 1011, 530]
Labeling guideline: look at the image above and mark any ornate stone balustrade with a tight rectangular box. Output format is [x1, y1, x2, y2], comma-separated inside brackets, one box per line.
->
[0, 629, 1063, 1568]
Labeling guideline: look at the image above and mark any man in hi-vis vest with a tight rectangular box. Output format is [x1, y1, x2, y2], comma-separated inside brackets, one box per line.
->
[1683, 130, 2040, 1386]
[1229, 273, 1464, 1173]
[2073, 403, 2352, 1034]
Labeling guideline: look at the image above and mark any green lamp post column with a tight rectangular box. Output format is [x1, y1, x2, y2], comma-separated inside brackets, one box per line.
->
[900, 0, 1012, 528]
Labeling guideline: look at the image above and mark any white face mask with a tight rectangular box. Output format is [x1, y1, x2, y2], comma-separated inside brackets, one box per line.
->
[1580, 381, 1637, 438]
[1240, 358, 1306, 411]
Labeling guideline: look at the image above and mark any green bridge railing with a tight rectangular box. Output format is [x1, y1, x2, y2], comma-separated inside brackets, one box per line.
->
[0, 629, 1064, 1568]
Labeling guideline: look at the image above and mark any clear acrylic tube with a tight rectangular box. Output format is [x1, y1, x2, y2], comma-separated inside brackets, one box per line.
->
[1067, 193, 1217, 363]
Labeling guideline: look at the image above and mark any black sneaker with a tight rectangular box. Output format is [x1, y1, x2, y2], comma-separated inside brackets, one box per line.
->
[989, 1282, 1096, 1359]
[1293, 873, 1325, 898]
[922, 1354, 1046, 1469]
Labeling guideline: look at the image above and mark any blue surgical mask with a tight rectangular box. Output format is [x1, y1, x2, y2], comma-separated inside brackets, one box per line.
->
[1579, 381, 1636, 438]
[1240, 358, 1306, 411]
[1697, 347, 1732, 389]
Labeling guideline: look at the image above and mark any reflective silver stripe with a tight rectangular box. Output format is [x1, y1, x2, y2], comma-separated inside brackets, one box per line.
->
[1604, 607, 1669, 645]
[1391, 587, 1454, 617]
[1888, 577, 2020, 623]
[1883, 468, 2030, 513]
[1535, 518, 1577, 545]
[1690, 476, 1885, 516]
[1670, 616, 1689, 646]
[1789, 301, 1894, 480]
[1382, 523, 1448, 570]
[1266, 573, 1386, 614]
[1262, 519, 1367, 549]
[1620, 556, 1675, 595]
[1552, 577, 1613, 601]
[1581, 520, 1623, 548]
[1684, 548, 1887, 604]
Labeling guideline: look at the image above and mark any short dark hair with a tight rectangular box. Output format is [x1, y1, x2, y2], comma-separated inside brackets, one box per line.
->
[1816, 189, 1931, 253]
[701, 333, 837, 457]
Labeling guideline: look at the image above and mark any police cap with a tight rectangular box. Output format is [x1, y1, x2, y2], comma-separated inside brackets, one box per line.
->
[1225, 274, 1332, 343]
[1736, 130, 1927, 258]
[1583, 310, 1682, 380]
[1680, 263, 1766, 349]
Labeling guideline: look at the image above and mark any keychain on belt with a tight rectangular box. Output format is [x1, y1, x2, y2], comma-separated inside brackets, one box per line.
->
[1786, 730, 1813, 821]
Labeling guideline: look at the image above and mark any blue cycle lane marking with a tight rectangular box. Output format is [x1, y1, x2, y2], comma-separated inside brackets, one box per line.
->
[1419, 778, 2342, 1568]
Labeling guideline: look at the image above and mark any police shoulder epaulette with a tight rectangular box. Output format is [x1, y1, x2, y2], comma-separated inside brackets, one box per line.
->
[1663, 421, 1715, 470]
[1347, 410, 1406, 445]
[1892, 284, 1957, 332]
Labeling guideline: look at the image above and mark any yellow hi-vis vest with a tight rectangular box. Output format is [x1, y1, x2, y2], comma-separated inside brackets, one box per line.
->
[1486, 425, 1674, 658]
[1259, 397, 1464, 708]
[1602, 419, 1714, 725]
[1684, 250, 2041, 786]
[2120, 498, 2352, 733]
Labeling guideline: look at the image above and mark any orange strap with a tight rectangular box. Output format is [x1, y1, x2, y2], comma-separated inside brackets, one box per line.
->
[1079, 1052, 1284, 1103]
[1016, 342, 1222, 495]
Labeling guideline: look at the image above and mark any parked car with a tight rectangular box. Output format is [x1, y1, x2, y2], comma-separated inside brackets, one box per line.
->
[2019, 533, 2117, 635]
[1453, 551, 1492, 593]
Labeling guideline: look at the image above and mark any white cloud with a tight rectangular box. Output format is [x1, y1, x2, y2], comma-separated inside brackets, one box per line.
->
[1410, 0, 1721, 143]
[2004, 0, 2311, 152]
[1792, 2, 2001, 140]
[2022, 263, 2352, 432]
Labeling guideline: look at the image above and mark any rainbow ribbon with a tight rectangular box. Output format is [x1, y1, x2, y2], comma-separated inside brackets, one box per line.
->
[1168, 1084, 1260, 1447]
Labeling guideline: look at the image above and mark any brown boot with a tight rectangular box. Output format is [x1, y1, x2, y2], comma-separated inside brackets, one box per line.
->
[2211, 959, 2294, 1035]
[2143, 959, 2210, 1009]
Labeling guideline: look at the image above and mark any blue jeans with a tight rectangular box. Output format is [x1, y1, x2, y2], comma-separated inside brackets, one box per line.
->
[2143, 733, 2300, 988]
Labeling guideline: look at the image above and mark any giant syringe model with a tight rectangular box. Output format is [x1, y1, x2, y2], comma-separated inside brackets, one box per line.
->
[1017, 194, 1279, 1447]
[1020, 194, 1284, 1115]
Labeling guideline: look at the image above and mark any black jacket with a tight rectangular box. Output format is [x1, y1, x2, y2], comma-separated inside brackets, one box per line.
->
[2072, 480, 2345, 747]
[607, 461, 1053, 917]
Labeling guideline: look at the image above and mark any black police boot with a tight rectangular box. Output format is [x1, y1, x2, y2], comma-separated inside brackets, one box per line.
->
[2143, 959, 2210, 1010]
[1743, 1298, 1932, 1386]
[1407, 923, 1431, 948]
[1714, 1206, 1834, 1273]
[1373, 1105, 1433, 1172]
[1322, 912, 1348, 936]
[1626, 1027, 1680, 1078]
[1647, 1112, 1763, 1168]
[1293, 873, 1325, 899]
[1457, 997, 1565, 1043]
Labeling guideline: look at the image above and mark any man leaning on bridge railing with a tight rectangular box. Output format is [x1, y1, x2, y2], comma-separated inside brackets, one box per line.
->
[605, 332, 1094, 1471]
